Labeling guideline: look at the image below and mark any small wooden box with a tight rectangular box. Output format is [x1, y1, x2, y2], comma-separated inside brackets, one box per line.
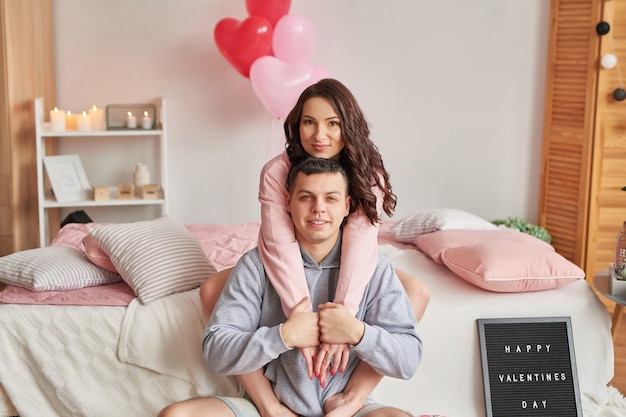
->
[141, 184, 159, 199]
[118, 184, 134, 200]
[93, 186, 110, 201]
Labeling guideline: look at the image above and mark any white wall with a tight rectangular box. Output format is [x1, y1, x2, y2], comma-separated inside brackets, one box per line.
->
[52, 0, 550, 225]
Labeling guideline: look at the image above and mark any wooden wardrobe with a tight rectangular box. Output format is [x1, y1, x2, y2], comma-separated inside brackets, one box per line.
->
[0, 0, 57, 256]
[540, 0, 626, 281]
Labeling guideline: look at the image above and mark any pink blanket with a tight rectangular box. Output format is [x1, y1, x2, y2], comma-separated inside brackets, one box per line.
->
[0, 221, 403, 306]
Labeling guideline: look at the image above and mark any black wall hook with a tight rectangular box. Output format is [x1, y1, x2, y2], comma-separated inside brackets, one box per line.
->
[596, 21, 611, 35]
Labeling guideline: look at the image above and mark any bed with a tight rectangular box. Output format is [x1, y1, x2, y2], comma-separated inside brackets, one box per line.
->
[0, 211, 623, 417]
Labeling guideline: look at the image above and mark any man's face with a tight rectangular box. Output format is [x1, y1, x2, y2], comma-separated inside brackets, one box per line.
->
[288, 171, 351, 252]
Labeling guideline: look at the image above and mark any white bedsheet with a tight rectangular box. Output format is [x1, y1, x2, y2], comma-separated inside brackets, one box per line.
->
[0, 243, 618, 417]
[375, 245, 615, 416]
[116, 244, 617, 417]
[0, 303, 239, 417]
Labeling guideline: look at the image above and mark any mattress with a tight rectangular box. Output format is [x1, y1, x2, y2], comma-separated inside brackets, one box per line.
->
[0, 223, 618, 417]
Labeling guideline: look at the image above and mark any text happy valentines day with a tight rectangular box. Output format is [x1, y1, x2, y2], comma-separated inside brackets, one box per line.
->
[477, 318, 581, 417]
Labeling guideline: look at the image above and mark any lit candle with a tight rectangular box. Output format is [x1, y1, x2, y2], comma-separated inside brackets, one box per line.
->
[141, 111, 152, 129]
[89, 105, 106, 130]
[126, 111, 137, 128]
[49, 107, 66, 131]
[77, 111, 91, 131]
[65, 111, 77, 130]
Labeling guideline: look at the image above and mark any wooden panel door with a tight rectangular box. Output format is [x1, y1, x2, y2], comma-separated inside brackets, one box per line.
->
[0, 0, 56, 255]
[586, 0, 626, 280]
[539, 0, 603, 272]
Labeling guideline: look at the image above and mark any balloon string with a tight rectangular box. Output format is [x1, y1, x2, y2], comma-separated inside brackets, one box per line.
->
[249, 82, 284, 161]
[264, 115, 283, 162]
[268, 119, 276, 161]
[271, 118, 284, 159]
[251, 85, 274, 162]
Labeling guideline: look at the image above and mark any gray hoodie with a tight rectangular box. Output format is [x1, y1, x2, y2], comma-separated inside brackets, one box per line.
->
[203, 235, 422, 417]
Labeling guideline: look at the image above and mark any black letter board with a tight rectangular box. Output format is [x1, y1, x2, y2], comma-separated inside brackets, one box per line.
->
[477, 317, 581, 417]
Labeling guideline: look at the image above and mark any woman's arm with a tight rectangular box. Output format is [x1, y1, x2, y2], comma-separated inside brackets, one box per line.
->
[258, 152, 311, 317]
[238, 370, 296, 417]
[333, 180, 384, 316]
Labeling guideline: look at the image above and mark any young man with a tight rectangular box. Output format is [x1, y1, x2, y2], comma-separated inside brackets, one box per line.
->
[159, 158, 422, 417]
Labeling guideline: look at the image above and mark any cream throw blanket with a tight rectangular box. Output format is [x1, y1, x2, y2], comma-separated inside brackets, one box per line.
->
[118, 287, 241, 395]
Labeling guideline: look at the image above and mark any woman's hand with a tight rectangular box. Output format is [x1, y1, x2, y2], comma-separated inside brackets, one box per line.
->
[313, 342, 350, 388]
[299, 346, 318, 380]
[318, 302, 364, 345]
[314, 302, 365, 388]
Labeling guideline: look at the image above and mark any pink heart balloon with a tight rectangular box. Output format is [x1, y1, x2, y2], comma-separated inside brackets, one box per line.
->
[313, 66, 329, 80]
[250, 56, 326, 120]
[273, 14, 316, 63]
[214, 16, 273, 78]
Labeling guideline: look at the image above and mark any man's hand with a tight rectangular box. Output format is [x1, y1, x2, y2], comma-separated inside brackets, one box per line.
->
[281, 297, 320, 349]
[318, 302, 365, 346]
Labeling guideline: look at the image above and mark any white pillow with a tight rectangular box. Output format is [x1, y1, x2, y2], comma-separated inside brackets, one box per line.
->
[88, 216, 217, 304]
[391, 208, 499, 243]
[0, 246, 121, 291]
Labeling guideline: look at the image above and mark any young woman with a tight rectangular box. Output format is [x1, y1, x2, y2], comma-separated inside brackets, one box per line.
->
[200, 78, 429, 415]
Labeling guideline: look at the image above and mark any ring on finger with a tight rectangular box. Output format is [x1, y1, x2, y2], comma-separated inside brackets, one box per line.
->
[324, 353, 333, 361]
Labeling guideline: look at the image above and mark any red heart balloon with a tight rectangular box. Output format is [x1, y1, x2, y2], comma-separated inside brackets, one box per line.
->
[214, 16, 273, 78]
[245, 0, 291, 27]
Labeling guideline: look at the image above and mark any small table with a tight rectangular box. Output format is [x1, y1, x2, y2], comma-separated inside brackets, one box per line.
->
[593, 270, 626, 341]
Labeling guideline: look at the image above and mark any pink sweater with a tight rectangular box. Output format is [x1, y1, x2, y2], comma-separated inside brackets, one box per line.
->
[258, 151, 381, 316]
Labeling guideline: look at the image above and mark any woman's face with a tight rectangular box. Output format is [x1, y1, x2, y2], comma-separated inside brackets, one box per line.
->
[299, 97, 345, 160]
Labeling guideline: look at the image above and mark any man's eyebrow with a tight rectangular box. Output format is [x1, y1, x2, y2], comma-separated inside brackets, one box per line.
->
[295, 189, 343, 196]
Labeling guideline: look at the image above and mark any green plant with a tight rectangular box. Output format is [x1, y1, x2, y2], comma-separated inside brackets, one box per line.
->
[491, 217, 552, 244]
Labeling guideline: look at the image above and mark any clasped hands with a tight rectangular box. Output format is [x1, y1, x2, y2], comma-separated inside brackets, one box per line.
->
[280, 297, 365, 388]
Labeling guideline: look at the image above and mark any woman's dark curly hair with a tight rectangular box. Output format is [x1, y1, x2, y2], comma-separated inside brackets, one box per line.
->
[283, 78, 396, 224]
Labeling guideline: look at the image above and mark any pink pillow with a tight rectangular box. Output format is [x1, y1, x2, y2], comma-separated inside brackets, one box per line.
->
[441, 240, 584, 292]
[48, 222, 117, 272]
[49, 223, 90, 250]
[84, 233, 117, 273]
[414, 229, 553, 264]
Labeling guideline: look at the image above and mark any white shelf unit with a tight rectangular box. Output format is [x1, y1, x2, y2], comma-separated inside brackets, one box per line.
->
[34, 97, 169, 246]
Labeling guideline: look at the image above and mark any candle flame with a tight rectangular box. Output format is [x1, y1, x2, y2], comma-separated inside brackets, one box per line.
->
[82, 111, 87, 116]
[66, 110, 72, 116]
[128, 111, 133, 117]
[144, 111, 149, 117]
[53, 107, 58, 112]
[92, 105, 98, 111]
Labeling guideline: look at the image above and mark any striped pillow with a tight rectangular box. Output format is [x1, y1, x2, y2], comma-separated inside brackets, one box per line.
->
[391, 208, 499, 243]
[0, 246, 121, 291]
[88, 216, 217, 304]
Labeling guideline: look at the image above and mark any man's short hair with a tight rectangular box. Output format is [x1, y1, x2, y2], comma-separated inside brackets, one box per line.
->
[287, 158, 349, 194]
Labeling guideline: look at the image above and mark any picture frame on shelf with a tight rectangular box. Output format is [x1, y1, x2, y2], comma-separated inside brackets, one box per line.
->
[43, 154, 92, 202]
[106, 103, 156, 130]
